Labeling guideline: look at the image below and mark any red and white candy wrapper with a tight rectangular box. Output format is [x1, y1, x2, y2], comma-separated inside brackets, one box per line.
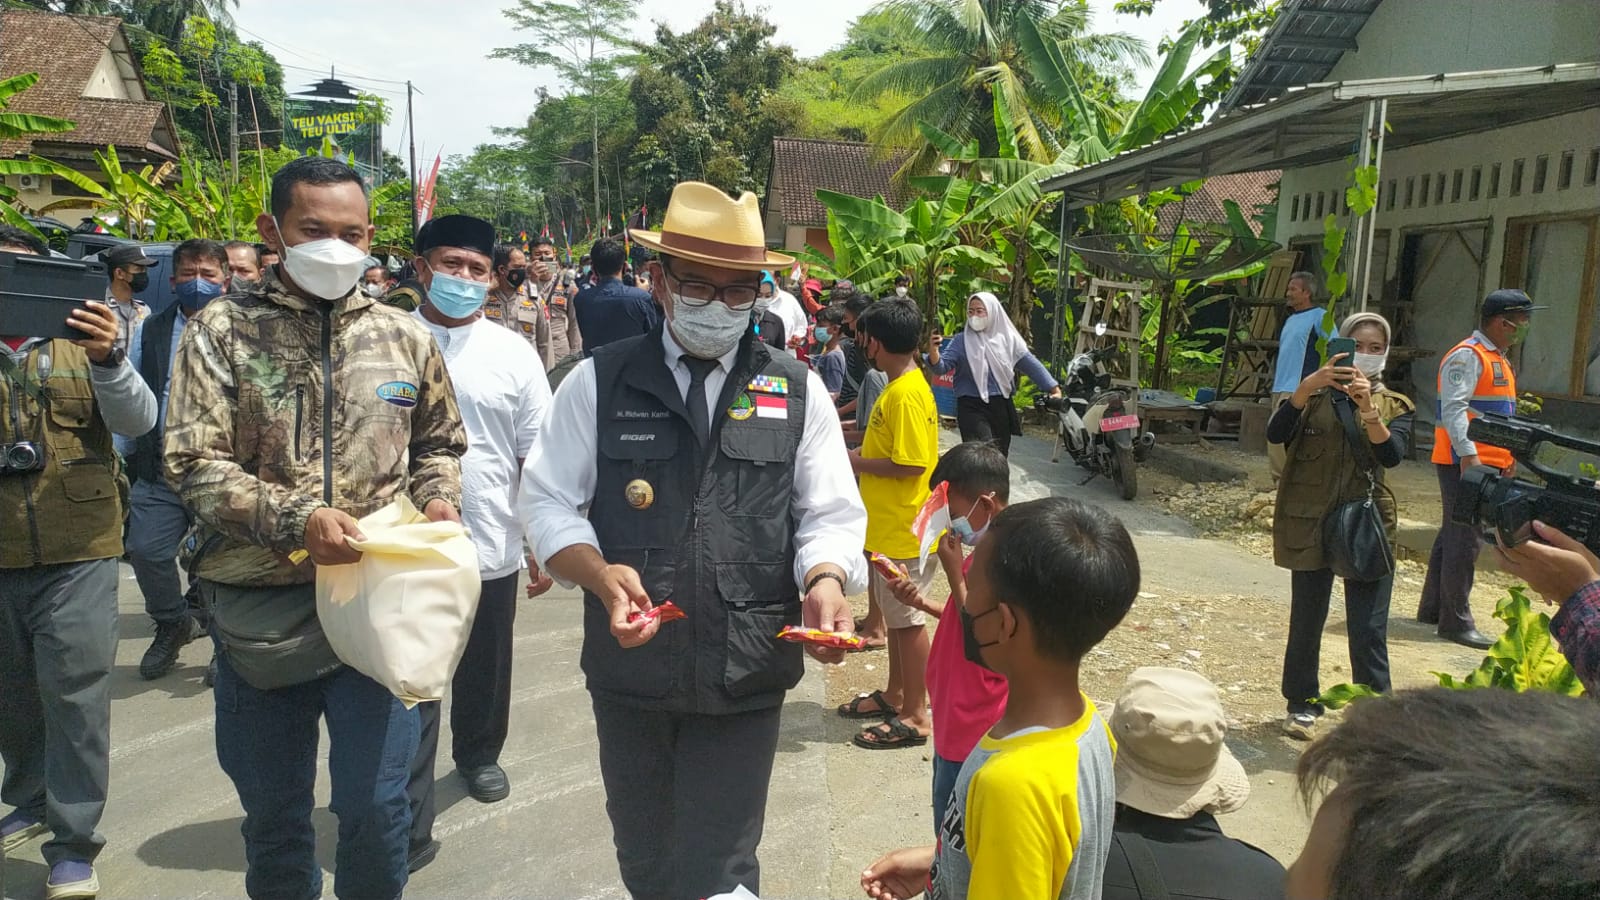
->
[868, 552, 906, 581]
[776, 625, 865, 650]
[627, 600, 686, 624]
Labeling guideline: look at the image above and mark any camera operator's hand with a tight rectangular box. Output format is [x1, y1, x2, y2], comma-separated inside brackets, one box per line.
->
[68, 301, 120, 364]
[1494, 520, 1600, 606]
[1460, 453, 1481, 476]
[1291, 354, 1357, 408]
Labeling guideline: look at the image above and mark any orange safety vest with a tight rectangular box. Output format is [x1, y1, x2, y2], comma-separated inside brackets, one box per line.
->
[1432, 337, 1516, 470]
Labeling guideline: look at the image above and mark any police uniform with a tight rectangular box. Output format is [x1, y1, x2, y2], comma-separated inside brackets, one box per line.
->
[1419, 289, 1542, 643]
[520, 181, 866, 900]
[0, 329, 157, 877]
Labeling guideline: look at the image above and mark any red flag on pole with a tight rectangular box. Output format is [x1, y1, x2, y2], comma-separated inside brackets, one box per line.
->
[415, 152, 443, 226]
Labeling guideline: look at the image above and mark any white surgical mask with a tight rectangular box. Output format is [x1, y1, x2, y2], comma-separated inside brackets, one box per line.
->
[669, 292, 750, 359]
[275, 219, 369, 301]
[968, 314, 990, 333]
[895, 286, 908, 297]
[1353, 351, 1388, 378]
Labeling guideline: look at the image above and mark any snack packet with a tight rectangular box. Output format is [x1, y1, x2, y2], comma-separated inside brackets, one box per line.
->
[777, 625, 865, 650]
[627, 600, 686, 625]
[868, 552, 906, 581]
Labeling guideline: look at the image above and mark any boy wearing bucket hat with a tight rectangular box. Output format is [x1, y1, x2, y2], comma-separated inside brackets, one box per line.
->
[1102, 668, 1285, 900]
[521, 181, 867, 900]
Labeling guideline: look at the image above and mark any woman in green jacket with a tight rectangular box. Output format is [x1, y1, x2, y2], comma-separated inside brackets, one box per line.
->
[1268, 311, 1415, 741]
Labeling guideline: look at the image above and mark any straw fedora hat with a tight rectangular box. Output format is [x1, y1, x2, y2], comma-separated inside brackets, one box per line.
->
[1109, 667, 1251, 819]
[630, 181, 794, 272]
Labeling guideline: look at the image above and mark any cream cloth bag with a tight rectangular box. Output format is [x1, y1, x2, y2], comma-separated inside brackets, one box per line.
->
[316, 497, 481, 707]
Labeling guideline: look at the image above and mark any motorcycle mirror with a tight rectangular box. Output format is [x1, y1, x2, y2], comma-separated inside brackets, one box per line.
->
[1095, 322, 1107, 336]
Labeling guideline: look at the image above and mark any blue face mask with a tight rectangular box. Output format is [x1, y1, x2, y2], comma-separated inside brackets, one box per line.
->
[814, 327, 831, 343]
[950, 496, 991, 546]
[175, 277, 224, 312]
[428, 269, 489, 319]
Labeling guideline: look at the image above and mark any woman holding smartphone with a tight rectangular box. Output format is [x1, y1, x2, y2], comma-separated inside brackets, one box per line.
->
[1268, 311, 1415, 740]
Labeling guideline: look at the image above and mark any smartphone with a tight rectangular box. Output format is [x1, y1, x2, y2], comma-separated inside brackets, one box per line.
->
[1326, 337, 1357, 367]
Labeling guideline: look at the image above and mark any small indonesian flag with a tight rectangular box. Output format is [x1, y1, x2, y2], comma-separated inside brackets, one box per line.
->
[913, 481, 951, 571]
[755, 394, 787, 419]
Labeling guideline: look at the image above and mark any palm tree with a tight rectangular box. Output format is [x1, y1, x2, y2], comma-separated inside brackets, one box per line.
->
[128, 0, 240, 41]
[854, 0, 1147, 171]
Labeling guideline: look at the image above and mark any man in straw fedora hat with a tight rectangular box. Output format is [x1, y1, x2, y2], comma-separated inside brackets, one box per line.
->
[520, 181, 868, 899]
[1102, 668, 1285, 899]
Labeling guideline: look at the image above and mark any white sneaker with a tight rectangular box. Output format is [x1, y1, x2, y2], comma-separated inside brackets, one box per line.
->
[1283, 712, 1318, 741]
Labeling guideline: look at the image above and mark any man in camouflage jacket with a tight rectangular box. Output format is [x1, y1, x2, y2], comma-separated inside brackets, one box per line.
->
[163, 156, 466, 900]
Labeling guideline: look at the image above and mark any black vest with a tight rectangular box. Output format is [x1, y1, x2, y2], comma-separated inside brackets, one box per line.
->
[585, 327, 809, 714]
[133, 306, 179, 482]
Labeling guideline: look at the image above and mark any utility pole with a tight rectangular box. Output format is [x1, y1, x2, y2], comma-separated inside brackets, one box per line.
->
[407, 80, 419, 246]
[228, 82, 239, 183]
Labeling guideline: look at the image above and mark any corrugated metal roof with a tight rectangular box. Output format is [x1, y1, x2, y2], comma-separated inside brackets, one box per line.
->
[1218, 0, 1383, 114]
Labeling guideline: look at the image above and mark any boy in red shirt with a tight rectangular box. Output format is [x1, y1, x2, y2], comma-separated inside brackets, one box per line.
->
[886, 441, 1011, 824]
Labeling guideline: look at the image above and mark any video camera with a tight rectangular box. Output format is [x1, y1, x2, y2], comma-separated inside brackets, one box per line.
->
[1453, 414, 1600, 553]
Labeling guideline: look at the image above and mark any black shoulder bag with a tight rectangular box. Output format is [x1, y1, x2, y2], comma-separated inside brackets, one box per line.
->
[1321, 393, 1395, 582]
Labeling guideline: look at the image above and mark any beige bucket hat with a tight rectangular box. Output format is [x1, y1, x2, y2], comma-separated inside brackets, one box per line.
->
[1109, 667, 1251, 819]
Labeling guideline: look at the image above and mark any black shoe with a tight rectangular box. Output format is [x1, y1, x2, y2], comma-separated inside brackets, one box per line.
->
[139, 616, 197, 680]
[203, 652, 218, 688]
[407, 838, 441, 874]
[1441, 628, 1493, 650]
[458, 764, 510, 803]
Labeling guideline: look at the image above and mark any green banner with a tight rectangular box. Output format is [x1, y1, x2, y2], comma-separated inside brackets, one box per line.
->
[283, 97, 383, 185]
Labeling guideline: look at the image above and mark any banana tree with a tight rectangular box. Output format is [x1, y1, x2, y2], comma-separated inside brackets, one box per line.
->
[0, 147, 176, 240]
[789, 178, 1005, 329]
[0, 73, 76, 234]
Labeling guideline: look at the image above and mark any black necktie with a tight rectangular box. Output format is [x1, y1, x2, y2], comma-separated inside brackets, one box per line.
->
[684, 357, 719, 446]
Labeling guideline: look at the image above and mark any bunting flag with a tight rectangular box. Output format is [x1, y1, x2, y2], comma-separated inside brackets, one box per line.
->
[561, 220, 572, 257]
[912, 481, 952, 573]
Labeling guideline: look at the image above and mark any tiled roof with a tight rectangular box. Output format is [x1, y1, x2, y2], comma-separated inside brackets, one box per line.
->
[1155, 170, 1281, 235]
[769, 137, 913, 226]
[0, 9, 177, 161]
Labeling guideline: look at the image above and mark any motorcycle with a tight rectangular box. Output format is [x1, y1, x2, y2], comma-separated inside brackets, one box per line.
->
[1036, 346, 1155, 500]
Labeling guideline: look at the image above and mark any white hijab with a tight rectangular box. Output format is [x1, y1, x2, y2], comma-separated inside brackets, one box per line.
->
[965, 292, 1030, 400]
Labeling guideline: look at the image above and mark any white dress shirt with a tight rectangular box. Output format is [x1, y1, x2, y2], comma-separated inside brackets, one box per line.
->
[417, 310, 552, 579]
[767, 289, 809, 356]
[520, 328, 868, 594]
[1438, 329, 1499, 458]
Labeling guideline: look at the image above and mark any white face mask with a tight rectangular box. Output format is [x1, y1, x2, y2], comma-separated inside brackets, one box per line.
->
[895, 286, 908, 297]
[274, 219, 369, 301]
[669, 292, 750, 359]
[968, 314, 990, 333]
[1353, 351, 1388, 378]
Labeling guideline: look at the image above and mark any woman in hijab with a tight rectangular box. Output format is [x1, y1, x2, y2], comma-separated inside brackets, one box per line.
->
[1267, 311, 1414, 742]
[926, 291, 1060, 456]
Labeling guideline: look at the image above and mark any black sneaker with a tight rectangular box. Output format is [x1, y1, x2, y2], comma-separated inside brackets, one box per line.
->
[139, 617, 197, 680]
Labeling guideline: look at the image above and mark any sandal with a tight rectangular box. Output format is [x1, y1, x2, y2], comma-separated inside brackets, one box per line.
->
[836, 690, 894, 719]
[849, 617, 887, 652]
[853, 716, 929, 750]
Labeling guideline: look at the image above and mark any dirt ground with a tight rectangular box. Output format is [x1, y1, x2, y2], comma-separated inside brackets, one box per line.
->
[818, 430, 1523, 888]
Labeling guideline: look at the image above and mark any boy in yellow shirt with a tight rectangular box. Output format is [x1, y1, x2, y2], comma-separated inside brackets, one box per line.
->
[841, 299, 940, 749]
[861, 497, 1141, 900]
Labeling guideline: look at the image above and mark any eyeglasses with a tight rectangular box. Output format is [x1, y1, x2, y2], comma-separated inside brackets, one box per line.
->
[661, 260, 759, 311]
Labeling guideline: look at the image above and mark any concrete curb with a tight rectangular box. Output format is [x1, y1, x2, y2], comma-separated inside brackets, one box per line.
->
[1146, 444, 1248, 484]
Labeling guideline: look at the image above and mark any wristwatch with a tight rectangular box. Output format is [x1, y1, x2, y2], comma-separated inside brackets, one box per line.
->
[91, 347, 125, 369]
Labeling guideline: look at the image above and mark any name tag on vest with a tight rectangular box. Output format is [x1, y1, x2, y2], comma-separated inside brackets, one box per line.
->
[1490, 361, 1508, 386]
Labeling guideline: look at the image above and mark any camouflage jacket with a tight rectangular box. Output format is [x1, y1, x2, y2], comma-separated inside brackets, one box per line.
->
[163, 268, 467, 586]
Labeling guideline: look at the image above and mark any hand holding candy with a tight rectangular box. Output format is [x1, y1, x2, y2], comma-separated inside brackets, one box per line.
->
[777, 625, 864, 650]
[627, 600, 686, 625]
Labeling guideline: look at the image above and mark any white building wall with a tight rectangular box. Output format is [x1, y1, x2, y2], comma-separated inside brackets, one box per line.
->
[1326, 0, 1600, 83]
[81, 48, 132, 100]
[1274, 108, 1600, 290]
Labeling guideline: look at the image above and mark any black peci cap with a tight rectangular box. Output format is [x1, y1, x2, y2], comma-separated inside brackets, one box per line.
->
[414, 214, 495, 259]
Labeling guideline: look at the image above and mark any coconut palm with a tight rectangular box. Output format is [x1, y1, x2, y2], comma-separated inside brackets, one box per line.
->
[129, 0, 241, 41]
[854, 0, 1147, 171]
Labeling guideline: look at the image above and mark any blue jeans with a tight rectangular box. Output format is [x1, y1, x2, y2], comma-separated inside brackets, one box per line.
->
[126, 479, 192, 624]
[213, 647, 419, 900]
[931, 753, 964, 834]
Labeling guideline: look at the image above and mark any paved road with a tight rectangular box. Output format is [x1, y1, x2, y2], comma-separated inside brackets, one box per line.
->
[3, 430, 1309, 899]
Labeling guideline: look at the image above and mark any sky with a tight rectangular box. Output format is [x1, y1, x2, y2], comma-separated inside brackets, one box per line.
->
[233, 0, 1206, 169]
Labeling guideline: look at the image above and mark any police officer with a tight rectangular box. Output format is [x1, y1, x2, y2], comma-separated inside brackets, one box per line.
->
[1419, 289, 1544, 649]
[102, 244, 156, 354]
[0, 225, 158, 900]
[521, 182, 867, 900]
